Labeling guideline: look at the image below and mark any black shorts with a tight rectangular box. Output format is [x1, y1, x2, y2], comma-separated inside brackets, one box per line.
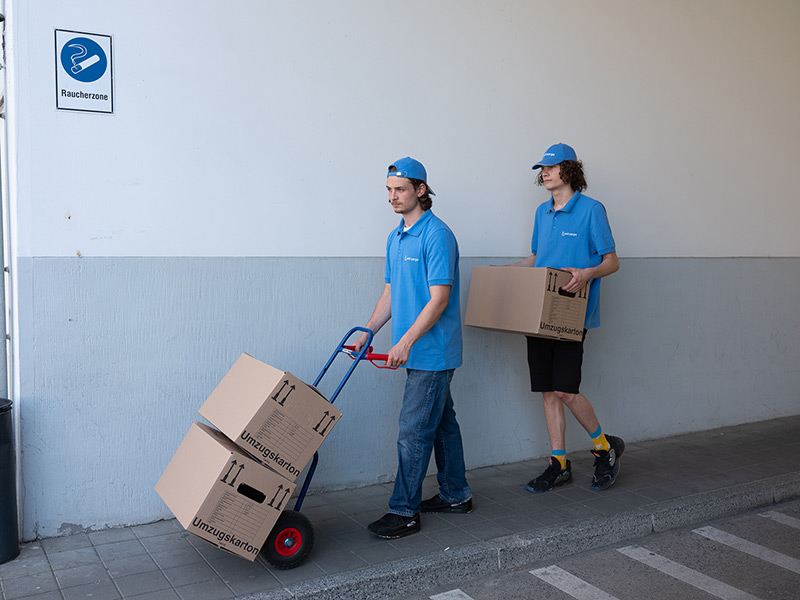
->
[526, 331, 586, 394]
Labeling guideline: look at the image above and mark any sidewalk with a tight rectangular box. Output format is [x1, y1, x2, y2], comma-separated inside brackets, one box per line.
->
[2, 415, 799, 600]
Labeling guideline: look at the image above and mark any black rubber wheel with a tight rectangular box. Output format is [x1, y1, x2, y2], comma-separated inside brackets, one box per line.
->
[260, 510, 314, 569]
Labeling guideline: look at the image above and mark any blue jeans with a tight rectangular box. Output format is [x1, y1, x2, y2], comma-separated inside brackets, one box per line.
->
[389, 368, 471, 517]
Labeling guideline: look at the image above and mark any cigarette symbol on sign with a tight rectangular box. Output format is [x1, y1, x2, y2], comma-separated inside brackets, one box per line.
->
[68, 44, 100, 74]
[59, 36, 107, 83]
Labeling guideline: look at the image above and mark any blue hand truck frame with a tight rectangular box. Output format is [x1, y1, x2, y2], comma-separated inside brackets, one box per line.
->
[259, 327, 393, 569]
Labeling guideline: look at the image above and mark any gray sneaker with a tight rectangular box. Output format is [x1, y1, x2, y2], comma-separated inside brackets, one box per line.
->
[420, 494, 474, 513]
[367, 513, 420, 539]
[591, 435, 625, 491]
[526, 457, 572, 493]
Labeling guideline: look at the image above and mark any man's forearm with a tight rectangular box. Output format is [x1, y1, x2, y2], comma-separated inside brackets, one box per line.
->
[354, 285, 392, 352]
[396, 295, 448, 352]
[387, 285, 450, 366]
[365, 291, 392, 334]
[505, 254, 536, 267]
[589, 252, 619, 279]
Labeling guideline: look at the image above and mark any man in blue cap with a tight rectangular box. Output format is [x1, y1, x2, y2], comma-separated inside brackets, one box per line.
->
[507, 143, 623, 493]
[352, 157, 472, 539]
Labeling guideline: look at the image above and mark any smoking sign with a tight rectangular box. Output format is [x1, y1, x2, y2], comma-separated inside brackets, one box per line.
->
[55, 30, 114, 114]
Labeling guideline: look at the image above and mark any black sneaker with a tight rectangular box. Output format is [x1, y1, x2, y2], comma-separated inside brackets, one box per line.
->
[526, 457, 572, 493]
[367, 513, 420, 539]
[420, 494, 474, 514]
[591, 435, 625, 491]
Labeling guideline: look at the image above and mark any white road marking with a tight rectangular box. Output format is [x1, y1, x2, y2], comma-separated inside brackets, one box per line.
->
[759, 510, 800, 530]
[530, 565, 621, 600]
[694, 526, 800, 575]
[430, 590, 476, 600]
[617, 545, 760, 600]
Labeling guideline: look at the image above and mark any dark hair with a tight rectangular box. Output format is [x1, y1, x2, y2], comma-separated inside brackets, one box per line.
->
[536, 160, 587, 192]
[408, 178, 433, 211]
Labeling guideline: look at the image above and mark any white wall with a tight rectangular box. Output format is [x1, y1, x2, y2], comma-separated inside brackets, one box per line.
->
[8, 0, 800, 260]
[4, 0, 800, 539]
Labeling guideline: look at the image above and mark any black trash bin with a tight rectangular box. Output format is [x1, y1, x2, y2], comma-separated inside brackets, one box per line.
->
[0, 398, 20, 564]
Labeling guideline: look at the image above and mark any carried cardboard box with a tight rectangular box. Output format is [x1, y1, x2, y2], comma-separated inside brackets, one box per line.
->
[464, 266, 589, 341]
[198, 353, 342, 481]
[155, 422, 296, 561]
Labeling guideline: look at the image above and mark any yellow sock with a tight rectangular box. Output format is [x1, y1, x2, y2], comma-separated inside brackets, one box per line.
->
[551, 452, 567, 469]
[591, 426, 610, 452]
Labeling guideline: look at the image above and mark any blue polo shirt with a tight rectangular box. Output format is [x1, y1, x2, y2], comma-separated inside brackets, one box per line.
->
[531, 192, 616, 329]
[385, 210, 462, 371]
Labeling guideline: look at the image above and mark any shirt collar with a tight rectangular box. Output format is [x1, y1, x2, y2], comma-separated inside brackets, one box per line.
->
[396, 209, 433, 237]
[547, 191, 582, 214]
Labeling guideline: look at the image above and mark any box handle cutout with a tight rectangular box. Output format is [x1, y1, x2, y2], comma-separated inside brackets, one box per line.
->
[237, 483, 266, 504]
[557, 288, 576, 299]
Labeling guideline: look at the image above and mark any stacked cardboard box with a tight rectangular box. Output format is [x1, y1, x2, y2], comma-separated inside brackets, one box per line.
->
[155, 353, 342, 560]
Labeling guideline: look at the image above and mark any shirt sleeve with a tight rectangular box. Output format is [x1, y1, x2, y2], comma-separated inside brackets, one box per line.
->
[424, 229, 457, 287]
[589, 202, 616, 256]
[384, 232, 393, 283]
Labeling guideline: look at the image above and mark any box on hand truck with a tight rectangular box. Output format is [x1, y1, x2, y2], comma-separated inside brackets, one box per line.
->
[198, 353, 342, 482]
[154, 421, 296, 561]
[155, 327, 392, 569]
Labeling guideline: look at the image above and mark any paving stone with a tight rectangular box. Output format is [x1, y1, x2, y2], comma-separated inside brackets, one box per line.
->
[113, 571, 172, 597]
[162, 562, 219, 588]
[45, 547, 102, 571]
[60, 580, 120, 600]
[103, 554, 160, 578]
[87, 529, 137, 546]
[1, 571, 59, 599]
[54, 562, 110, 589]
[174, 579, 235, 600]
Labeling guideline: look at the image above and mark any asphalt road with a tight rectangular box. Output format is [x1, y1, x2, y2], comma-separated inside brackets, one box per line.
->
[395, 498, 800, 600]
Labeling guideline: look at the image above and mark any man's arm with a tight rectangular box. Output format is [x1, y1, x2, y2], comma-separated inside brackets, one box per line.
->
[561, 251, 620, 294]
[504, 254, 536, 267]
[352, 283, 392, 352]
[386, 284, 450, 368]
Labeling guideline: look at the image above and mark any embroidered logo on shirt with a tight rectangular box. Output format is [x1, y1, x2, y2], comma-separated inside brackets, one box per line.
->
[561, 231, 578, 237]
[404, 256, 420, 262]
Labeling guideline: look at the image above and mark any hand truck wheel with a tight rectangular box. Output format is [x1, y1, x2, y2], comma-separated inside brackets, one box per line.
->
[260, 510, 315, 569]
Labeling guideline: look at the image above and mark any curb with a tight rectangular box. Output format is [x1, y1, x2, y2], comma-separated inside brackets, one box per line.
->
[241, 471, 800, 600]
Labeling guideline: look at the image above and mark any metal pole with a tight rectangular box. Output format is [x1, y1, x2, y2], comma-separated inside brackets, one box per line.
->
[0, 1, 21, 543]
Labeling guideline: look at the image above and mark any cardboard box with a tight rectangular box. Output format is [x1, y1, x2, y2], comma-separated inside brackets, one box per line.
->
[198, 353, 342, 481]
[155, 422, 296, 561]
[464, 266, 589, 341]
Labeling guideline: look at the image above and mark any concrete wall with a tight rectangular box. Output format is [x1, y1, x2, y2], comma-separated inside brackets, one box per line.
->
[7, 1, 800, 260]
[3, 1, 799, 538]
[16, 256, 800, 537]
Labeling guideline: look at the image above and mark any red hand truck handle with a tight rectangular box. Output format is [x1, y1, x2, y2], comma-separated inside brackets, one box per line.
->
[342, 345, 397, 369]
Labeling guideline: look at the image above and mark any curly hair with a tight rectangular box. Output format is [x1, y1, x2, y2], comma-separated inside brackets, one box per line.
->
[408, 178, 433, 211]
[536, 160, 587, 192]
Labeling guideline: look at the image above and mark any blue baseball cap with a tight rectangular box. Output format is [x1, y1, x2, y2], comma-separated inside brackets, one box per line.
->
[532, 143, 578, 169]
[387, 157, 435, 195]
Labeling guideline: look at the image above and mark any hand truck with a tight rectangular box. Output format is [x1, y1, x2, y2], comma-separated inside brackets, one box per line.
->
[259, 327, 394, 569]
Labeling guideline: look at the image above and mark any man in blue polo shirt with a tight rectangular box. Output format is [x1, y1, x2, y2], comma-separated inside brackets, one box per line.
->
[352, 157, 472, 539]
[507, 143, 623, 493]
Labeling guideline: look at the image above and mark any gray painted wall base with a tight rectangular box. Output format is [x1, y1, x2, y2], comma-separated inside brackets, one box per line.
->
[15, 256, 800, 538]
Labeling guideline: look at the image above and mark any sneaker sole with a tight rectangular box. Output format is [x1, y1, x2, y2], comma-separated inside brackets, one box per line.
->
[526, 476, 573, 494]
[374, 526, 420, 539]
[591, 472, 619, 491]
[608, 436, 626, 458]
[420, 504, 473, 514]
